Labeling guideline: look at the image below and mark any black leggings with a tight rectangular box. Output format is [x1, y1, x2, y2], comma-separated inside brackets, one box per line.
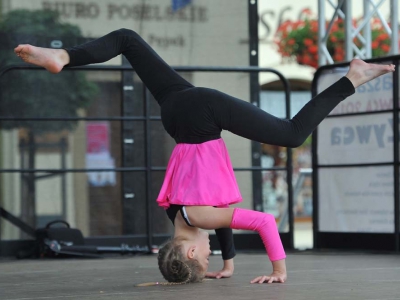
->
[66, 28, 355, 145]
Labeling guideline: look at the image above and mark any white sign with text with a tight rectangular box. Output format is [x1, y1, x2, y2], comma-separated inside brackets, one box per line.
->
[318, 166, 394, 233]
[317, 112, 395, 165]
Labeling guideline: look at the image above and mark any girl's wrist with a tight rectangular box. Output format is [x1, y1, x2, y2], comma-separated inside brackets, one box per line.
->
[271, 258, 286, 273]
[223, 258, 234, 271]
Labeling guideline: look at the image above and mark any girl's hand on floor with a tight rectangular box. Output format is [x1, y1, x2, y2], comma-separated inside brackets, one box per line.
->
[206, 258, 234, 279]
[250, 271, 287, 284]
[205, 267, 234, 279]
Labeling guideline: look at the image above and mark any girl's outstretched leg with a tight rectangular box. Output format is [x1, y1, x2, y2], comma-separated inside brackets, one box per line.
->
[14, 45, 69, 74]
[213, 59, 395, 147]
[15, 29, 192, 102]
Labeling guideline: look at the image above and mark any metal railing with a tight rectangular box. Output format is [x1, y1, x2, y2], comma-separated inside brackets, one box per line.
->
[0, 63, 294, 254]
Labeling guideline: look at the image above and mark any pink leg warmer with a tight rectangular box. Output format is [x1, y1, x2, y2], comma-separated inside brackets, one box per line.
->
[229, 208, 286, 261]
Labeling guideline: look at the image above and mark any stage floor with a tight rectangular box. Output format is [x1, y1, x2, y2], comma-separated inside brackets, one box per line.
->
[1, 251, 400, 300]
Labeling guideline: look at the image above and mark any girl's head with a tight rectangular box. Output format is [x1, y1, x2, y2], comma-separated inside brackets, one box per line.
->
[158, 232, 211, 284]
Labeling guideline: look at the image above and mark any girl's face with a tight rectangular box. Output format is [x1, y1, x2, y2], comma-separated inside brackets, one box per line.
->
[194, 230, 211, 272]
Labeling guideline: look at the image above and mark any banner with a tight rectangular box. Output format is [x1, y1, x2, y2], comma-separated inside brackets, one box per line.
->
[317, 112, 394, 165]
[316, 63, 396, 234]
[318, 166, 394, 233]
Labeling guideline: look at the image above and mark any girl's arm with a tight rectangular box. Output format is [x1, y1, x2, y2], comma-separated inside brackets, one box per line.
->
[215, 227, 235, 260]
[186, 206, 287, 283]
[206, 227, 235, 279]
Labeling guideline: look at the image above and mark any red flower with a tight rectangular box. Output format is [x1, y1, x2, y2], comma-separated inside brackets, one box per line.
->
[293, 20, 305, 28]
[277, 20, 291, 32]
[301, 8, 312, 15]
[331, 24, 339, 32]
[381, 44, 391, 52]
[308, 45, 318, 54]
[335, 47, 344, 55]
[377, 33, 389, 41]
[372, 18, 381, 25]
[372, 41, 379, 49]
[310, 21, 318, 32]
[304, 38, 314, 46]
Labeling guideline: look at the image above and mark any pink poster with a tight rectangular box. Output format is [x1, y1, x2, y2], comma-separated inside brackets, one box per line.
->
[85, 122, 116, 186]
[86, 122, 109, 154]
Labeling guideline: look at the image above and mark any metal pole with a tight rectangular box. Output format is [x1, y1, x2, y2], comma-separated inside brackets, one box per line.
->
[145, 88, 153, 252]
[318, 0, 327, 66]
[343, 0, 354, 61]
[248, 0, 263, 213]
[0, 64, 291, 78]
[391, 0, 400, 251]
[121, 59, 136, 236]
[19, 139, 25, 238]
[393, 62, 400, 252]
[363, 0, 372, 58]
[311, 111, 319, 248]
[390, 0, 399, 55]
[60, 138, 67, 221]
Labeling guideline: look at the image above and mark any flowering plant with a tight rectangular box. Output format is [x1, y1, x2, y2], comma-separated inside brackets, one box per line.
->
[274, 13, 393, 68]
[369, 18, 391, 57]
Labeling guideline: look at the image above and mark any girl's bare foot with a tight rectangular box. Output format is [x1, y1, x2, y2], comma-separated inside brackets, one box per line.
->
[14, 44, 70, 74]
[346, 59, 395, 88]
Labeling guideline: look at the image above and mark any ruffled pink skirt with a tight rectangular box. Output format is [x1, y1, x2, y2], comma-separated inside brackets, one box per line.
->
[156, 138, 242, 208]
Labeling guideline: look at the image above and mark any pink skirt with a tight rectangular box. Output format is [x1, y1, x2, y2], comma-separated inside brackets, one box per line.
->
[156, 138, 242, 208]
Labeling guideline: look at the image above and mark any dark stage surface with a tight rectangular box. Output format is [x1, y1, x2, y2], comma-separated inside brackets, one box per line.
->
[1, 252, 400, 300]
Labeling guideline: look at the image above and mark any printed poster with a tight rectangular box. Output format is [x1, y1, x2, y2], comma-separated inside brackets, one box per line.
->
[85, 122, 116, 187]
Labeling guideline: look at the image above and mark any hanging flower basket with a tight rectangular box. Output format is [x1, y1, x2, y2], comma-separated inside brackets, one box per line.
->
[274, 13, 394, 69]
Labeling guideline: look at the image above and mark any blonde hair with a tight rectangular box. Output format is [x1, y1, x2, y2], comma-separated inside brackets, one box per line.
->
[157, 238, 204, 284]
